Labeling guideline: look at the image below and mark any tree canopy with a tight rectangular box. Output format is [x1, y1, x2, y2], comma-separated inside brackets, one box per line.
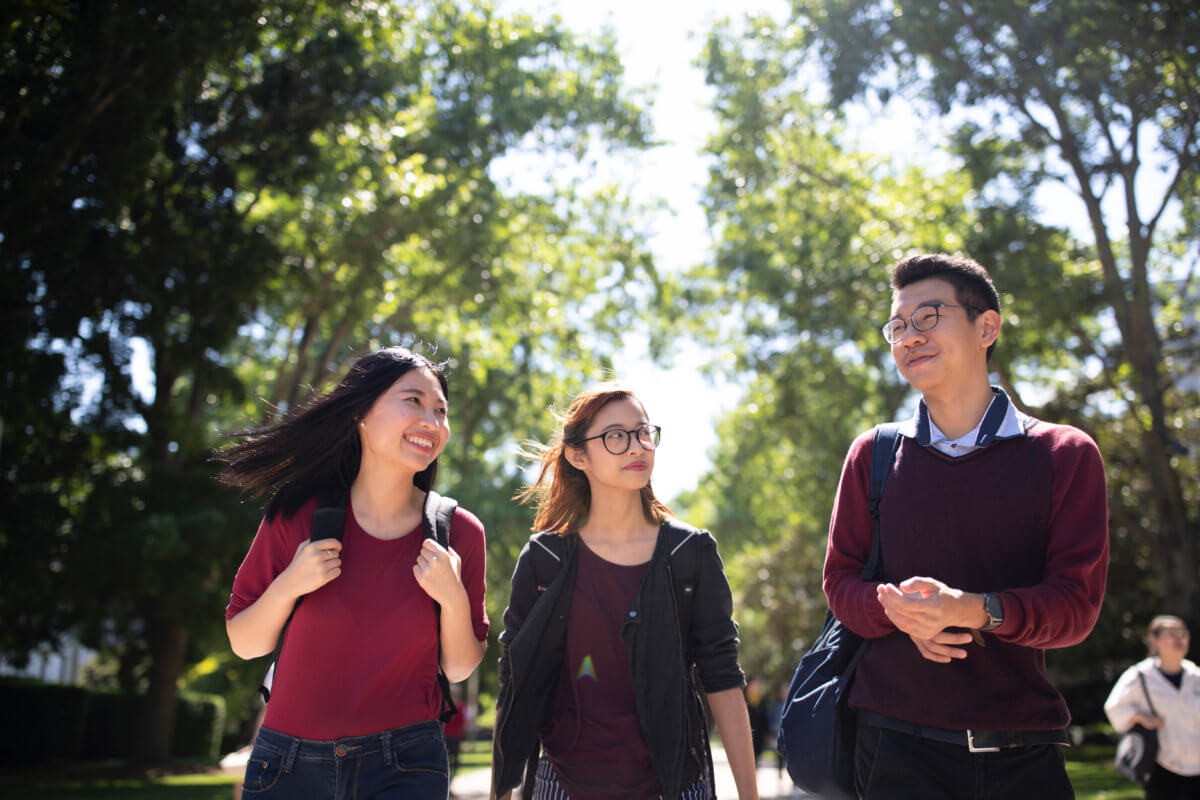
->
[2, 0, 656, 761]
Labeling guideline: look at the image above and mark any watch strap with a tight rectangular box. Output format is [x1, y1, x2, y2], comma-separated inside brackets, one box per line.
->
[980, 592, 1003, 632]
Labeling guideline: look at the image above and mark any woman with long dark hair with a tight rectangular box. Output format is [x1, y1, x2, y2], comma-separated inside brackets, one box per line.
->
[217, 347, 488, 799]
[491, 385, 759, 800]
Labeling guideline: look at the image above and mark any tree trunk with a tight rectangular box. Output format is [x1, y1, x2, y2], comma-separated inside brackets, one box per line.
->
[133, 617, 188, 764]
[1159, 516, 1200, 625]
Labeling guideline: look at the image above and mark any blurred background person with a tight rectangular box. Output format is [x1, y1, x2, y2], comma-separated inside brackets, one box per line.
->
[1105, 615, 1200, 799]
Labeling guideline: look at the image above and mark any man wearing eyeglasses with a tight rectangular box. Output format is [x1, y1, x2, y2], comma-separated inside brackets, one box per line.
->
[823, 253, 1110, 799]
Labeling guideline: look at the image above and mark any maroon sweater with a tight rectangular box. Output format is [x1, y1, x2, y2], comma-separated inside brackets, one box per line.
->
[823, 420, 1109, 731]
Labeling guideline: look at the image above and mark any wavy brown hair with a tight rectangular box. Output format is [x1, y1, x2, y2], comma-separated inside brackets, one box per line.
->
[517, 385, 672, 534]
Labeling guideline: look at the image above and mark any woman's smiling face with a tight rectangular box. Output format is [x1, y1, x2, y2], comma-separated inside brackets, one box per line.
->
[358, 367, 450, 474]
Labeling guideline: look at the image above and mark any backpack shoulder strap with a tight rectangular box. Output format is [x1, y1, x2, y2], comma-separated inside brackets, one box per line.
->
[422, 490, 458, 548]
[311, 486, 349, 541]
[863, 423, 902, 581]
[422, 489, 463, 725]
[260, 489, 347, 702]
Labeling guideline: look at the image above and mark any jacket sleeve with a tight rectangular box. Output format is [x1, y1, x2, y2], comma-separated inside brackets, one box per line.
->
[823, 431, 896, 638]
[497, 541, 540, 692]
[1104, 662, 1149, 733]
[688, 532, 746, 694]
[992, 427, 1109, 648]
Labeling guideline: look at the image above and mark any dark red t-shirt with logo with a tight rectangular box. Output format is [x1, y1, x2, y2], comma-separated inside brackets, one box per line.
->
[542, 539, 660, 799]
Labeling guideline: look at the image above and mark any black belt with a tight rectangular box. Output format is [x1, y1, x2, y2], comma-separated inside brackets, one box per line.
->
[859, 711, 1071, 753]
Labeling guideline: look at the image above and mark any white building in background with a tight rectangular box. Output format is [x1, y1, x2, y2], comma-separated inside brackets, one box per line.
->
[0, 634, 96, 685]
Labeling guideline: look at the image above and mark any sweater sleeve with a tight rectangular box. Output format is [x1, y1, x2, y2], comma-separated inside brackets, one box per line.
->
[1104, 662, 1150, 733]
[992, 425, 1109, 648]
[688, 533, 746, 694]
[823, 431, 896, 639]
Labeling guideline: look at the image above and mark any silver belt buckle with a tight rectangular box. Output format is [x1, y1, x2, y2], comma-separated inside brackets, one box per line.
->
[967, 730, 1001, 753]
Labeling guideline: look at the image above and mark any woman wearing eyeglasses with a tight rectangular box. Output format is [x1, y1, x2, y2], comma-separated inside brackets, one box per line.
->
[1105, 615, 1200, 799]
[490, 385, 759, 800]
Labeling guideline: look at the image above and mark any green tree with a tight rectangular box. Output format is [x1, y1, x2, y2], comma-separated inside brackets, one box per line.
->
[675, 16, 979, 684]
[4, 0, 370, 761]
[2, 0, 654, 762]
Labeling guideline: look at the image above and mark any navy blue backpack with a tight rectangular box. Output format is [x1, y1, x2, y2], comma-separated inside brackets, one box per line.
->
[777, 424, 901, 798]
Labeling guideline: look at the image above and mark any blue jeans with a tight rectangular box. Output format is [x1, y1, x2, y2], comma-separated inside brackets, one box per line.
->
[242, 720, 449, 800]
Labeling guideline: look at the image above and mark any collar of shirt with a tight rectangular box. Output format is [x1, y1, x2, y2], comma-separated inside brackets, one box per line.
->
[897, 387, 1029, 457]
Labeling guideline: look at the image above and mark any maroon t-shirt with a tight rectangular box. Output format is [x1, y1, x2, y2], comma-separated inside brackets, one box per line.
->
[225, 495, 488, 739]
[542, 540, 660, 800]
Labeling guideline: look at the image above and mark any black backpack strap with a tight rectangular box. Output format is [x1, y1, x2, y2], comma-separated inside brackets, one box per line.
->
[423, 490, 462, 724]
[423, 489, 458, 549]
[863, 424, 902, 581]
[311, 486, 349, 543]
[259, 489, 348, 702]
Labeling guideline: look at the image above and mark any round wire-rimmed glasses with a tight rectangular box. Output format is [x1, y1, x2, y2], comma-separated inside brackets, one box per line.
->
[881, 302, 975, 344]
[578, 424, 662, 455]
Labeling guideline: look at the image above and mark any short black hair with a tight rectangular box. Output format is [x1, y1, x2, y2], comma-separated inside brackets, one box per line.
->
[890, 253, 1001, 360]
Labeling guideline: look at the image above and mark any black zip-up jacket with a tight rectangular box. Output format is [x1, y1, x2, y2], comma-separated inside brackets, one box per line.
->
[492, 521, 745, 800]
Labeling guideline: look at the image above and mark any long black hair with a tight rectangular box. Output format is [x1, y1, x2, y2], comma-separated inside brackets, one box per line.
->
[215, 347, 449, 520]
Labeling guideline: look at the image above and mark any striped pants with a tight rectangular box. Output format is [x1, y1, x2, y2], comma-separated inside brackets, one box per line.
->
[531, 756, 712, 800]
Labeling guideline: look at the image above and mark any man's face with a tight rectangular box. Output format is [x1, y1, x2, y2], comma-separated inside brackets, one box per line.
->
[888, 277, 994, 393]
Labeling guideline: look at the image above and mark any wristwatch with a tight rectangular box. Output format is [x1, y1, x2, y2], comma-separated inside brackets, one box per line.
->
[980, 592, 1004, 632]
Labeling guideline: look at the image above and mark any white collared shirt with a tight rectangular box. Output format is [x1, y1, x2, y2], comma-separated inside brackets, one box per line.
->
[897, 388, 1030, 457]
[1105, 657, 1200, 776]
[926, 401, 1030, 457]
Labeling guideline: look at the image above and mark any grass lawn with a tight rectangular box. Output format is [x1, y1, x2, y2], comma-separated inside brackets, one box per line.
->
[0, 770, 239, 799]
[454, 738, 492, 773]
[1065, 745, 1144, 800]
[2, 741, 1142, 798]
[0, 741, 492, 799]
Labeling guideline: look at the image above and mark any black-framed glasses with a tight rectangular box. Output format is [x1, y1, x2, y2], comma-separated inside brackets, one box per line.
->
[881, 302, 975, 345]
[579, 424, 662, 455]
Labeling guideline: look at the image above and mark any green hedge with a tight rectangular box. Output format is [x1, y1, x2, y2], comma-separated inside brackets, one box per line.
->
[0, 681, 89, 762]
[174, 691, 226, 759]
[0, 679, 224, 763]
[80, 691, 138, 759]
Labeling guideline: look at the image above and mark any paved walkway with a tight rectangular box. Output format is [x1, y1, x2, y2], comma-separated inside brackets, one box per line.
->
[450, 746, 808, 799]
